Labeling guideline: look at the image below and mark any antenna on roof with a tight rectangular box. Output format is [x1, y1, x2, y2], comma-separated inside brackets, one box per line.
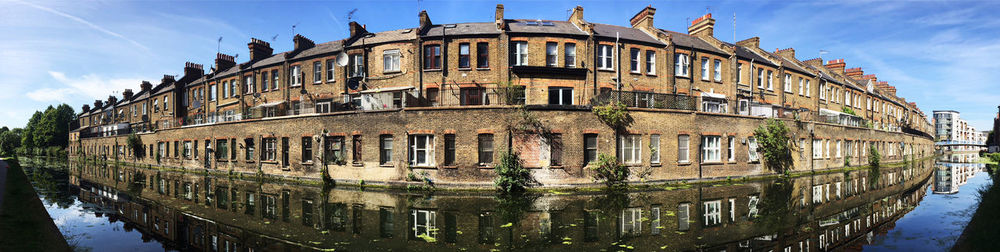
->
[217, 36, 223, 54]
[732, 12, 736, 43]
[292, 22, 300, 35]
[347, 8, 358, 22]
[271, 34, 279, 42]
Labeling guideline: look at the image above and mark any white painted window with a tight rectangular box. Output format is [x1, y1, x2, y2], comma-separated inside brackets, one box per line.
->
[629, 48, 640, 73]
[798, 78, 804, 95]
[701, 57, 710, 80]
[598, 44, 613, 70]
[728, 136, 735, 162]
[678, 135, 690, 163]
[411, 209, 437, 239]
[767, 70, 774, 91]
[806, 80, 811, 97]
[564, 43, 576, 67]
[702, 136, 721, 162]
[290, 65, 302, 86]
[313, 61, 322, 83]
[836, 140, 842, 158]
[326, 59, 335, 81]
[748, 137, 759, 162]
[409, 135, 434, 166]
[703, 200, 721, 226]
[675, 53, 689, 77]
[678, 203, 690, 231]
[713, 59, 722, 82]
[813, 185, 824, 203]
[784, 74, 792, 93]
[647, 51, 656, 75]
[621, 207, 642, 235]
[650, 134, 660, 164]
[747, 195, 759, 218]
[728, 198, 736, 222]
[383, 49, 401, 72]
[618, 134, 642, 165]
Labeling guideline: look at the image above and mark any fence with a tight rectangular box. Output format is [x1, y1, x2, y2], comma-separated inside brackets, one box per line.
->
[590, 90, 698, 111]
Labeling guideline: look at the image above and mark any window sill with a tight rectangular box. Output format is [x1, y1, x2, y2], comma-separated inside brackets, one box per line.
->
[629, 71, 642, 75]
[245, 160, 255, 164]
[675, 75, 690, 79]
[647, 73, 657, 77]
[422, 69, 442, 72]
[383, 71, 402, 74]
[261, 161, 278, 164]
[301, 161, 314, 165]
[597, 68, 615, 72]
[677, 161, 691, 166]
[290, 84, 302, 88]
[313, 82, 322, 85]
[457, 68, 472, 71]
[410, 165, 436, 169]
[651, 163, 662, 167]
[352, 163, 363, 167]
[379, 164, 394, 168]
[714, 80, 723, 84]
[476, 68, 491, 71]
[701, 78, 710, 82]
[702, 161, 724, 165]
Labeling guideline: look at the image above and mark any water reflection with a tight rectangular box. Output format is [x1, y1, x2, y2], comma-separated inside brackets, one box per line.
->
[22, 157, 942, 251]
[933, 162, 986, 194]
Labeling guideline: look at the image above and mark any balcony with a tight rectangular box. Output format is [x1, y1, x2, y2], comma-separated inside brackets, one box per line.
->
[590, 90, 697, 111]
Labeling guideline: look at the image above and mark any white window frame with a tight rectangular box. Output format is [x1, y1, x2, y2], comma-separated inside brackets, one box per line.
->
[798, 78, 804, 96]
[564, 43, 576, 68]
[784, 74, 792, 93]
[647, 51, 656, 75]
[675, 53, 689, 77]
[630, 48, 640, 73]
[806, 80, 811, 97]
[678, 135, 690, 163]
[701, 57, 710, 81]
[701, 135, 721, 162]
[383, 49, 401, 72]
[618, 134, 642, 165]
[703, 200, 721, 226]
[411, 209, 437, 239]
[313, 61, 322, 84]
[326, 59, 335, 81]
[409, 134, 435, 166]
[598, 44, 613, 70]
[513, 41, 528, 66]
[813, 139, 823, 158]
[728, 136, 735, 162]
[748, 137, 759, 162]
[650, 134, 660, 164]
[290, 65, 302, 86]
[767, 70, 774, 91]
[713, 59, 722, 82]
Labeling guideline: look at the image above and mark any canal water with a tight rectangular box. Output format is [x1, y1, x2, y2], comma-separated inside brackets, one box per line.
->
[19, 157, 990, 251]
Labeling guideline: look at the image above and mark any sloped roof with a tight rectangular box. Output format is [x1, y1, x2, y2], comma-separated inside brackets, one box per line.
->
[725, 43, 776, 67]
[423, 22, 500, 37]
[251, 52, 288, 68]
[765, 51, 814, 77]
[592, 23, 662, 45]
[348, 28, 418, 47]
[292, 40, 344, 60]
[662, 30, 726, 55]
[505, 19, 587, 36]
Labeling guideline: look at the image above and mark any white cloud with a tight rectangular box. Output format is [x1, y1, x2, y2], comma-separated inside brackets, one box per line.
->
[13, 0, 149, 52]
[27, 71, 143, 103]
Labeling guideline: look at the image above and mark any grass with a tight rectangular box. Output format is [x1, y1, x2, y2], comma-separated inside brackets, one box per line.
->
[951, 167, 1000, 251]
[0, 158, 70, 251]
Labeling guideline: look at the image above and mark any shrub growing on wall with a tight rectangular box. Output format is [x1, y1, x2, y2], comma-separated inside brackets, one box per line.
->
[590, 153, 629, 189]
[753, 119, 794, 174]
[127, 133, 144, 161]
[494, 151, 531, 194]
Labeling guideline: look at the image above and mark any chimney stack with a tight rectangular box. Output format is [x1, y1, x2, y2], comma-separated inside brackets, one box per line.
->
[824, 59, 846, 74]
[93, 100, 103, 109]
[293, 34, 316, 53]
[568, 6, 585, 28]
[184, 62, 204, 79]
[162, 75, 175, 85]
[419, 10, 433, 30]
[845, 67, 864, 79]
[140, 81, 152, 93]
[629, 5, 656, 30]
[736, 37, 760, 48]
[495, 4, 505, 29]
[215, 53, 236, 71]
[82, 104, 91, 113]
[802, 58, 823, 67]
[107, 95, 117, 106]
[248, 38, 273, 61]
[688, 13, 715, 38]
[348, 22, 368, 38]
[775, 48, 795, 59]
[123, 89, 134, 100]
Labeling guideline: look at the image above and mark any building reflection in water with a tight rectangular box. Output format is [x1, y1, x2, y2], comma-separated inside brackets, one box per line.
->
[61, 158, 937, 251]
[933, 153, 986, 194]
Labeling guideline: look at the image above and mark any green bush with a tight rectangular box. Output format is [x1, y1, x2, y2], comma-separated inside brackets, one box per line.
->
[753, 119, 794, 174]
[127, 133, 144, 160]
[589, 153, 629, 189]
[592, 102, 633, 132]
[494, 151, 532, 194]
[868, 144, 881, 168]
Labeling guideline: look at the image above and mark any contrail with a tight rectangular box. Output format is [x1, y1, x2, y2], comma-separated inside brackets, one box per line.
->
[14, 0, 150, 52]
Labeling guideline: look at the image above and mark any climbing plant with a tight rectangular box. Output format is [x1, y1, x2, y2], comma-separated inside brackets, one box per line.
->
[753, 119, 794, 174]
[494, 151, 532, 194]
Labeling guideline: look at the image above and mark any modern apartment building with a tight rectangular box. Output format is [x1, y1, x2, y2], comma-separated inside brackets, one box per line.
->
[70, 5, 935, 188]
[934, 110, 986, 162]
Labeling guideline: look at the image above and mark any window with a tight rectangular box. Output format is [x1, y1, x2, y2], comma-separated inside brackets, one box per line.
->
[713, 59, 721, 81]
[649, 134, 660, 164]
[630, 48, 640, 73]
[290, 65, 302, 86]
[678, 203, 690, 231]
[826, 140, 831, 158]
[678, 135, 690, 163]
[598, 44, 613, 70]
[174, 141, 179, 158]
[326, 59, 335, 81]
[460, 87, 487, 105]
[261, 72, 269, 92]
[784, 74, 792, 93]
[183, 141, 192, 159]
[302, 137, 312, 162]
[408, 135, 434, 166]
[584, 134, 598, 165]
[352, 135, 362, 164]
[216, 139, 228, 160]
[798, 78, 804, 95]
[767, 70, 774, 90]
[836, 140, 842, 158]
[444, 134, 455, 166]
[246, 75, 255, 94]
[819, 83, 826, 100]
[806, 80, 811, 97]
[221, 81, 228, 98]
[230, 138, 236, 160]
[380, 135, 393, 165]
[702, 136, 721, 162]
[701, 57, 709, 80]
[325, 136, 344, 164]
[737, 63, 744, 84]
[675, 53, 689, 77]
[154, 99, 160, 112]
[748, 137, 760, 162]
[813, 140, 823, 158]
[478, 134, 494, 165]
[506, 41, 526, 66]
[411, 210, 437, 240]
[350, 54, 365, 77]
[702, 99, 726, 113]
[263, 138, 276, 161]
[476, 42, 489, 68]
[564, 43, 576, 67]
[647, 50, 656, 74]
[548, 87, 572, 105]
[728, 136, 735, 162]
[703, 200, 721, 226]
[546, 42, 558, 67]
[550, 134, 563, 166]
[315, 99, 331, 113]
[618, 134, 641, 165]
[209, 84, 217, 101]
[757, 68, 764, 88]
[383, 49, 401, 72]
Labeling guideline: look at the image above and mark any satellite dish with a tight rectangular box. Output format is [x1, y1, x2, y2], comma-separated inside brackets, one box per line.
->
[347, 77, 360, 90]
[336, 52, 349, 67]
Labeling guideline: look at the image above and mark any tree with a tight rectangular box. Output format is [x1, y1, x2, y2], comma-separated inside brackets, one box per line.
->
[127, 133, 144, 161]
[0, 129, 21, 157]
[754, 119, 794, 174]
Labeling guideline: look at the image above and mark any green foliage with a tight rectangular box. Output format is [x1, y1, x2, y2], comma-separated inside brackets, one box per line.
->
[841, 107, 857, 116]
[14, 104, 76, 155]
[127, 133, 144, 160]
[589, 153, 629, 189]
[987, 153, 1000, 164]
[592, 102, 633, 132]
[868, 144, 881, 169]
[0, 128, 22, 157]
[753, 119, 794, 174]
[496, 82, 526, 105]
[494, 151, 532, 194]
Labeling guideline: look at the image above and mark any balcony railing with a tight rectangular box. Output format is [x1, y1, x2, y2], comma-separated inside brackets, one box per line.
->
[590, 90, 697, 111]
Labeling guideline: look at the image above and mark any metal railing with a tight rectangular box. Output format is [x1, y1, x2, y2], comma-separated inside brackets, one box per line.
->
[590, 90, 697, 111]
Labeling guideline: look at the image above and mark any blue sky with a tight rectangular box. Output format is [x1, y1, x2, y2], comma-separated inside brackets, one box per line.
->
[1, 0, 998, 130]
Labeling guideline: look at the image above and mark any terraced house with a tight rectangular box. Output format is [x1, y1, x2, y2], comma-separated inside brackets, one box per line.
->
[70, 5, 935, 188]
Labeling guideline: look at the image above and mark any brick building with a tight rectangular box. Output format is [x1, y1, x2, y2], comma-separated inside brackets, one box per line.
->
[69, 5, 934, 188]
